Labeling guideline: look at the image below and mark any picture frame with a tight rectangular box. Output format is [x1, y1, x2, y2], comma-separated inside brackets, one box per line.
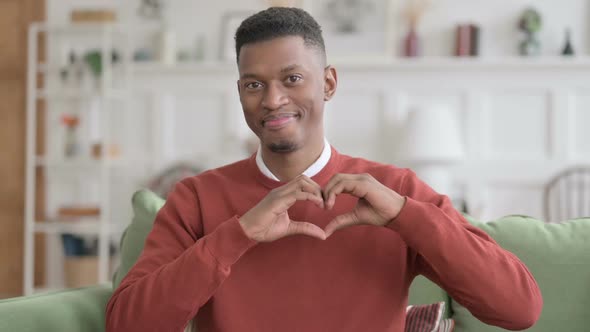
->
[302, 0, 397, 62]
[218, 11, 255, 62]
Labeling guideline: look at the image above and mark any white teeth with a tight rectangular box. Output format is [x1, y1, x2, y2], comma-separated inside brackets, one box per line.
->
[265, 114, 296, 122]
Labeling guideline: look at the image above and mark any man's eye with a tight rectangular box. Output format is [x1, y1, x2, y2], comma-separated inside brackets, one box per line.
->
[246, 82, 263, 89]
[287, 75, 302, 83]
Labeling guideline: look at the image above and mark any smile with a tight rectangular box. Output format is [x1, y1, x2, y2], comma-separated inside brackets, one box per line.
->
[262, 114, 299, 130]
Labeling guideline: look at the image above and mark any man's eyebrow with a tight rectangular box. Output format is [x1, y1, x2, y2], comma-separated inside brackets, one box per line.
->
[240, 64, 303, 80]
[240, 73, 259, 80]
[280, 64, 301, 73]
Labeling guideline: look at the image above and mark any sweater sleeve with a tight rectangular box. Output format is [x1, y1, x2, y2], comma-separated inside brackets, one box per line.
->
[106, 180, 257, 332]
[387, 169, 542, 330]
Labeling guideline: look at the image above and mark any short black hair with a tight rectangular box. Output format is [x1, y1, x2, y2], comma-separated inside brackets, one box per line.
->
[234, 7, 326, 63]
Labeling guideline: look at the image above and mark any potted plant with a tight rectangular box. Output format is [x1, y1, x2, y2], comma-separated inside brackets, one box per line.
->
[518, 8, 542, 56]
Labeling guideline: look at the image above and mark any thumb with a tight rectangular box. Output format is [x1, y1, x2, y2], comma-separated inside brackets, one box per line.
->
[287, 220, 327, 240]
[324, 213, 359, 238]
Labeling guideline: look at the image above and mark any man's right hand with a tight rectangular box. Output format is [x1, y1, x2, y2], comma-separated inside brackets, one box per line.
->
[239, 175, 326, 242]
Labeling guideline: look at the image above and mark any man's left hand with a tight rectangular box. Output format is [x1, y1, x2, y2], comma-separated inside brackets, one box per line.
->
[323, 173, 406, 237]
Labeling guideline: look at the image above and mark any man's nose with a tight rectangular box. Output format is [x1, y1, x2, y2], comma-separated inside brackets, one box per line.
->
[261, 82, 289, 110]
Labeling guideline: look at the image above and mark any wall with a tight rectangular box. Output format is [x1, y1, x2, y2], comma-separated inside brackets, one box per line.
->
[128, 60, 590, 223]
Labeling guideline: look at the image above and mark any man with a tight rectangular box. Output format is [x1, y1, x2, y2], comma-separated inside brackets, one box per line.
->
[106, 7, 542, 332]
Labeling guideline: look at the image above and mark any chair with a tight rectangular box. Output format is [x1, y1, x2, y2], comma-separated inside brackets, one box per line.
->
[543, 166, 590, 222]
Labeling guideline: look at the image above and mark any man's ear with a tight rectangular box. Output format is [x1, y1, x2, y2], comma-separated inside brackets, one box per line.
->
[324, 66, 337, 101]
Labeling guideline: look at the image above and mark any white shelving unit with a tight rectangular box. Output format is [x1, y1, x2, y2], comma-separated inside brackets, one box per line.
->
[130, 55, 590, 74]
[24, 23, 141, 295]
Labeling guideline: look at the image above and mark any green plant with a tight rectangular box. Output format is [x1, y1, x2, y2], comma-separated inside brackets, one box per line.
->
[518, 8, 542, 34]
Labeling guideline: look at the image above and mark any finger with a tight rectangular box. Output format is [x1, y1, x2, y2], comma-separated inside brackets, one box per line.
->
[299, 176, 323, 197]
[287, 220, 327, 240]
[284, 175, 317, 192]
[294, 191, 325, 209]
[297, 177, 325, 208]
[324, 212, 359, 238]
[323, 173, 345, 197]
[283, 175, 324, 207]
[325, 178, 367, 210]
[280, 191, 324, 210]
[322, 174, 349, 209]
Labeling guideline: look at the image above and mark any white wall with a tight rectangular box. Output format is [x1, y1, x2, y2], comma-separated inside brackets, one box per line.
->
[127, 60, 590, 222]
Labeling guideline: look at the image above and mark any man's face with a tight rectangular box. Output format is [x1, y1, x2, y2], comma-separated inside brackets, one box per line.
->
[237, 36, 336, 154]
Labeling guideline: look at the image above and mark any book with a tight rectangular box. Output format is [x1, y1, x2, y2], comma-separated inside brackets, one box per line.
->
[455, 24, 471, 56]
[70, 9, 116, 23]
[57, 205, 100, 218]
[469, 24, 480, 56]
[455, 24, 480, 57]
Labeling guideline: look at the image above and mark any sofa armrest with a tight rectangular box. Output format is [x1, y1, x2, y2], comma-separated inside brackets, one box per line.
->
[0, 285, 112, 332]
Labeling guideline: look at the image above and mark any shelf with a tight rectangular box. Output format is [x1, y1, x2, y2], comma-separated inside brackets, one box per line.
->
[36, 89, 127, 100]
[37, 62, 129, 75]
[32, 22, 163, 34]
[34, 220, 122, 235]
[25, 21, 139, 296]
[131, 56, 590, 74]
[131, 61, 238, 75]
[37, 63, 51, 73]
[328, 55, 590, 70]
[35, 220, 100, 234]
[35, 156, 133, 168]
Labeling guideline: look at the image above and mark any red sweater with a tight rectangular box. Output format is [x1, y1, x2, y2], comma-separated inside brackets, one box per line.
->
[106, 148, 542, 332]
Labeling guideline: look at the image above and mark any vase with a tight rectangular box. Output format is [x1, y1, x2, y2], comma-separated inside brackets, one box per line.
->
[64, 126, 80, 158]
[404, 26, 420, 57]
[519, 33, 541, 56]
[561, 28, 574, 56]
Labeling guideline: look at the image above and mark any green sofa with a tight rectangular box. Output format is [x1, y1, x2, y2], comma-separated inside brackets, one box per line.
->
[2, 190, 589, 331]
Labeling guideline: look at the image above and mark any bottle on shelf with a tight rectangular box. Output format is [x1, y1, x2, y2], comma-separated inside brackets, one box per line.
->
[156, 24, 177, 65]
[561, 28, 575, 56]
[61, 114, 80, 158]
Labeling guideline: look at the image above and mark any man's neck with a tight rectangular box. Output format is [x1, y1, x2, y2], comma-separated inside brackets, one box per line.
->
[261, 138, 325, 182]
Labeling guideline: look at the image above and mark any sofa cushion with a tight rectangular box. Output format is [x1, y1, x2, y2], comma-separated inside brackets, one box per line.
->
[0, 285, 112, 332]
[112, 189, 165, 288]
[408, 276, 450, 319]
[405, 301, 452, 332]
[452, 215, 590, 332]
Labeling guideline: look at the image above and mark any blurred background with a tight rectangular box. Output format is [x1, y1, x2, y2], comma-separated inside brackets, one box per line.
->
[2, 0, 590, 299]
